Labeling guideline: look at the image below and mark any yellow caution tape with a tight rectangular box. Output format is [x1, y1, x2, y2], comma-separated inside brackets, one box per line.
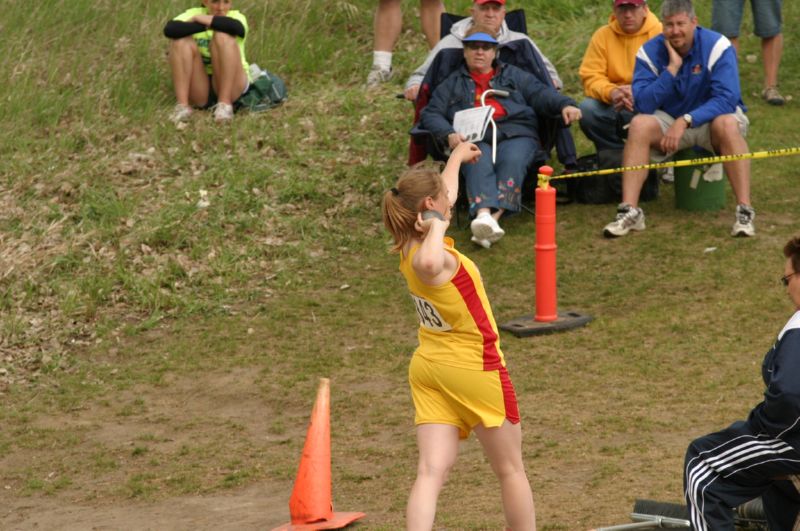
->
[541, 146, 800, 181]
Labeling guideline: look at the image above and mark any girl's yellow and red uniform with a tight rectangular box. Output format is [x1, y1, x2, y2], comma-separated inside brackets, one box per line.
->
[400, 237, 519, 438]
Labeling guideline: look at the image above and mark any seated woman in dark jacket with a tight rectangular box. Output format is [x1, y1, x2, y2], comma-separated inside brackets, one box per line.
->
[420, 27, 581, 248]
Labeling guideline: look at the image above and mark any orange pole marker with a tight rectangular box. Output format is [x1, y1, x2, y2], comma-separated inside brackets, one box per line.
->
[534, 166, 558, 322]
[499, 167, 592, 336]
[272, 378, 365, 530]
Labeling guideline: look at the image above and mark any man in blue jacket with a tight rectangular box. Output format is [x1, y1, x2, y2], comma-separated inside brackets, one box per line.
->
[684, 235, 800, 530]
[602, 0, 756, 239]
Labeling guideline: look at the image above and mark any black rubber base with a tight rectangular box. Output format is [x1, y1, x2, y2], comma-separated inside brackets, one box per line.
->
[499, 311, 592, 337]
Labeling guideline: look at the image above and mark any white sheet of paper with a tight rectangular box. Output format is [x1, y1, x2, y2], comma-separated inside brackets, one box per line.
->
[453, 106, 495, 143]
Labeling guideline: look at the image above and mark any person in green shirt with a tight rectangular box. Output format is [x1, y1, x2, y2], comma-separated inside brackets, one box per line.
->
[164, 0, 251, 123]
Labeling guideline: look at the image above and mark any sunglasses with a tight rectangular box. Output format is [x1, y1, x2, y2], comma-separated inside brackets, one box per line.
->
[781, 271, 799, 287]
[464, 42, 497, 51]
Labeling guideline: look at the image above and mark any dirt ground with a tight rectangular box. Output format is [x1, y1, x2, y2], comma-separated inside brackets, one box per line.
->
[1, 366, 296, 530]
[0, 311, 729, 530]
[0, 361, 692, 531]
[4, 485, 291, 530]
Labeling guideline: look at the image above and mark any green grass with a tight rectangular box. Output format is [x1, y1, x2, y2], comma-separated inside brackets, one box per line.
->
[1, 0, 800, 528]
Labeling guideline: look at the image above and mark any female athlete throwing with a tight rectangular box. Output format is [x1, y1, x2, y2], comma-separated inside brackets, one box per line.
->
[381, 142, 536, 530]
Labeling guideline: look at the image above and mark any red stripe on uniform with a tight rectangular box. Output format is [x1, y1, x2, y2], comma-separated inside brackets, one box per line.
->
[451, 263, 502, 370]
[498, 367, 520, 424]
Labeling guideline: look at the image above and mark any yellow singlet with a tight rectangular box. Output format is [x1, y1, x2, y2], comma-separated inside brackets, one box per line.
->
[399, 237, 506, 371]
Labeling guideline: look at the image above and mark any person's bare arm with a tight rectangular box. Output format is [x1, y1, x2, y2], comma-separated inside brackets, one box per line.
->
[440, 142, 481, 206]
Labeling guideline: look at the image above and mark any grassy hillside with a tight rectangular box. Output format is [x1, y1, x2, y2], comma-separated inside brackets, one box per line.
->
[1, 0, 799, 528]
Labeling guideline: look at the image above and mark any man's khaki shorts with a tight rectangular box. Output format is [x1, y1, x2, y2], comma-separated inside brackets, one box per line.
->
[650, 107, 749, 161]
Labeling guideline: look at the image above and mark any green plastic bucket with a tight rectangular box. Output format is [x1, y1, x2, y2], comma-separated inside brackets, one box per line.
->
[673, 148, 726, 211]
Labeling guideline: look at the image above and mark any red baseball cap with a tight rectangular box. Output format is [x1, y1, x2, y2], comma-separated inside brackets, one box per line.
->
[614, 0, 645, 6]
[475, 0, 506, 5]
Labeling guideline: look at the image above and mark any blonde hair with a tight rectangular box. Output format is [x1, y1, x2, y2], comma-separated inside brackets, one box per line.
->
[381, 163, 444, 253]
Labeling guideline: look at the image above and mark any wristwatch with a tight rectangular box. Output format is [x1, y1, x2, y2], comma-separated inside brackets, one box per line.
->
[683, 113, 693, 127]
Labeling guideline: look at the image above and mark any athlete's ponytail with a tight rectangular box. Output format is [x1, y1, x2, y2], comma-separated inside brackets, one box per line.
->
[382, 163, 444, 253]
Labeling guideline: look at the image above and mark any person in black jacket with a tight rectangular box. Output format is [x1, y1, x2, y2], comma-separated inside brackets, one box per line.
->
[419, 28, 580, 248]
[684, 234, 800, 530]
[163, 1, 251, 123]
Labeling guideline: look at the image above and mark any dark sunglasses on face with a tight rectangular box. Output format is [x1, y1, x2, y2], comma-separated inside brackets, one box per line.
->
[781, 272, 799, 287]
[465, 42, 497, 51]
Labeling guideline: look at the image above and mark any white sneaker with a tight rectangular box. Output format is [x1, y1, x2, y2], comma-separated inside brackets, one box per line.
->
[603, 203, 645, 238]
[470, 235, 492, 249]
[213, 102, 234, 122]
[170, 103, 193, 123]
[731, 204, 755, 237]
[470, 212, 505, 243]
[366, 66, 392, 88]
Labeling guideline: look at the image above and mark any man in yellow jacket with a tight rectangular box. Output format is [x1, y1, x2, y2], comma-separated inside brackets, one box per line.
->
[578, 0, 662, 152]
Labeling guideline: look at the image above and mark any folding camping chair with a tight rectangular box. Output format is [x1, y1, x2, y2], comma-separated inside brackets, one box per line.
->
[407, 9, 576, 223]
[408, 9, 572, 165]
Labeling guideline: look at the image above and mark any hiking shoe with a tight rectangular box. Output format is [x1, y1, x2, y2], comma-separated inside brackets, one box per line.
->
[470, 235, 492, 249]
[762, 86, 785, 106]
[470, 212, 505, 243]
[731, 204, 755, 237]
[603, 203, 645, 238]
[213, 102, 234, 122]
[170, 103, 193, 123]
[366, 66, 392, 88]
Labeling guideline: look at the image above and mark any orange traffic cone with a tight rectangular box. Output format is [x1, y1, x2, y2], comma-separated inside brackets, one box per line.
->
[272, 378, 365, 530]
